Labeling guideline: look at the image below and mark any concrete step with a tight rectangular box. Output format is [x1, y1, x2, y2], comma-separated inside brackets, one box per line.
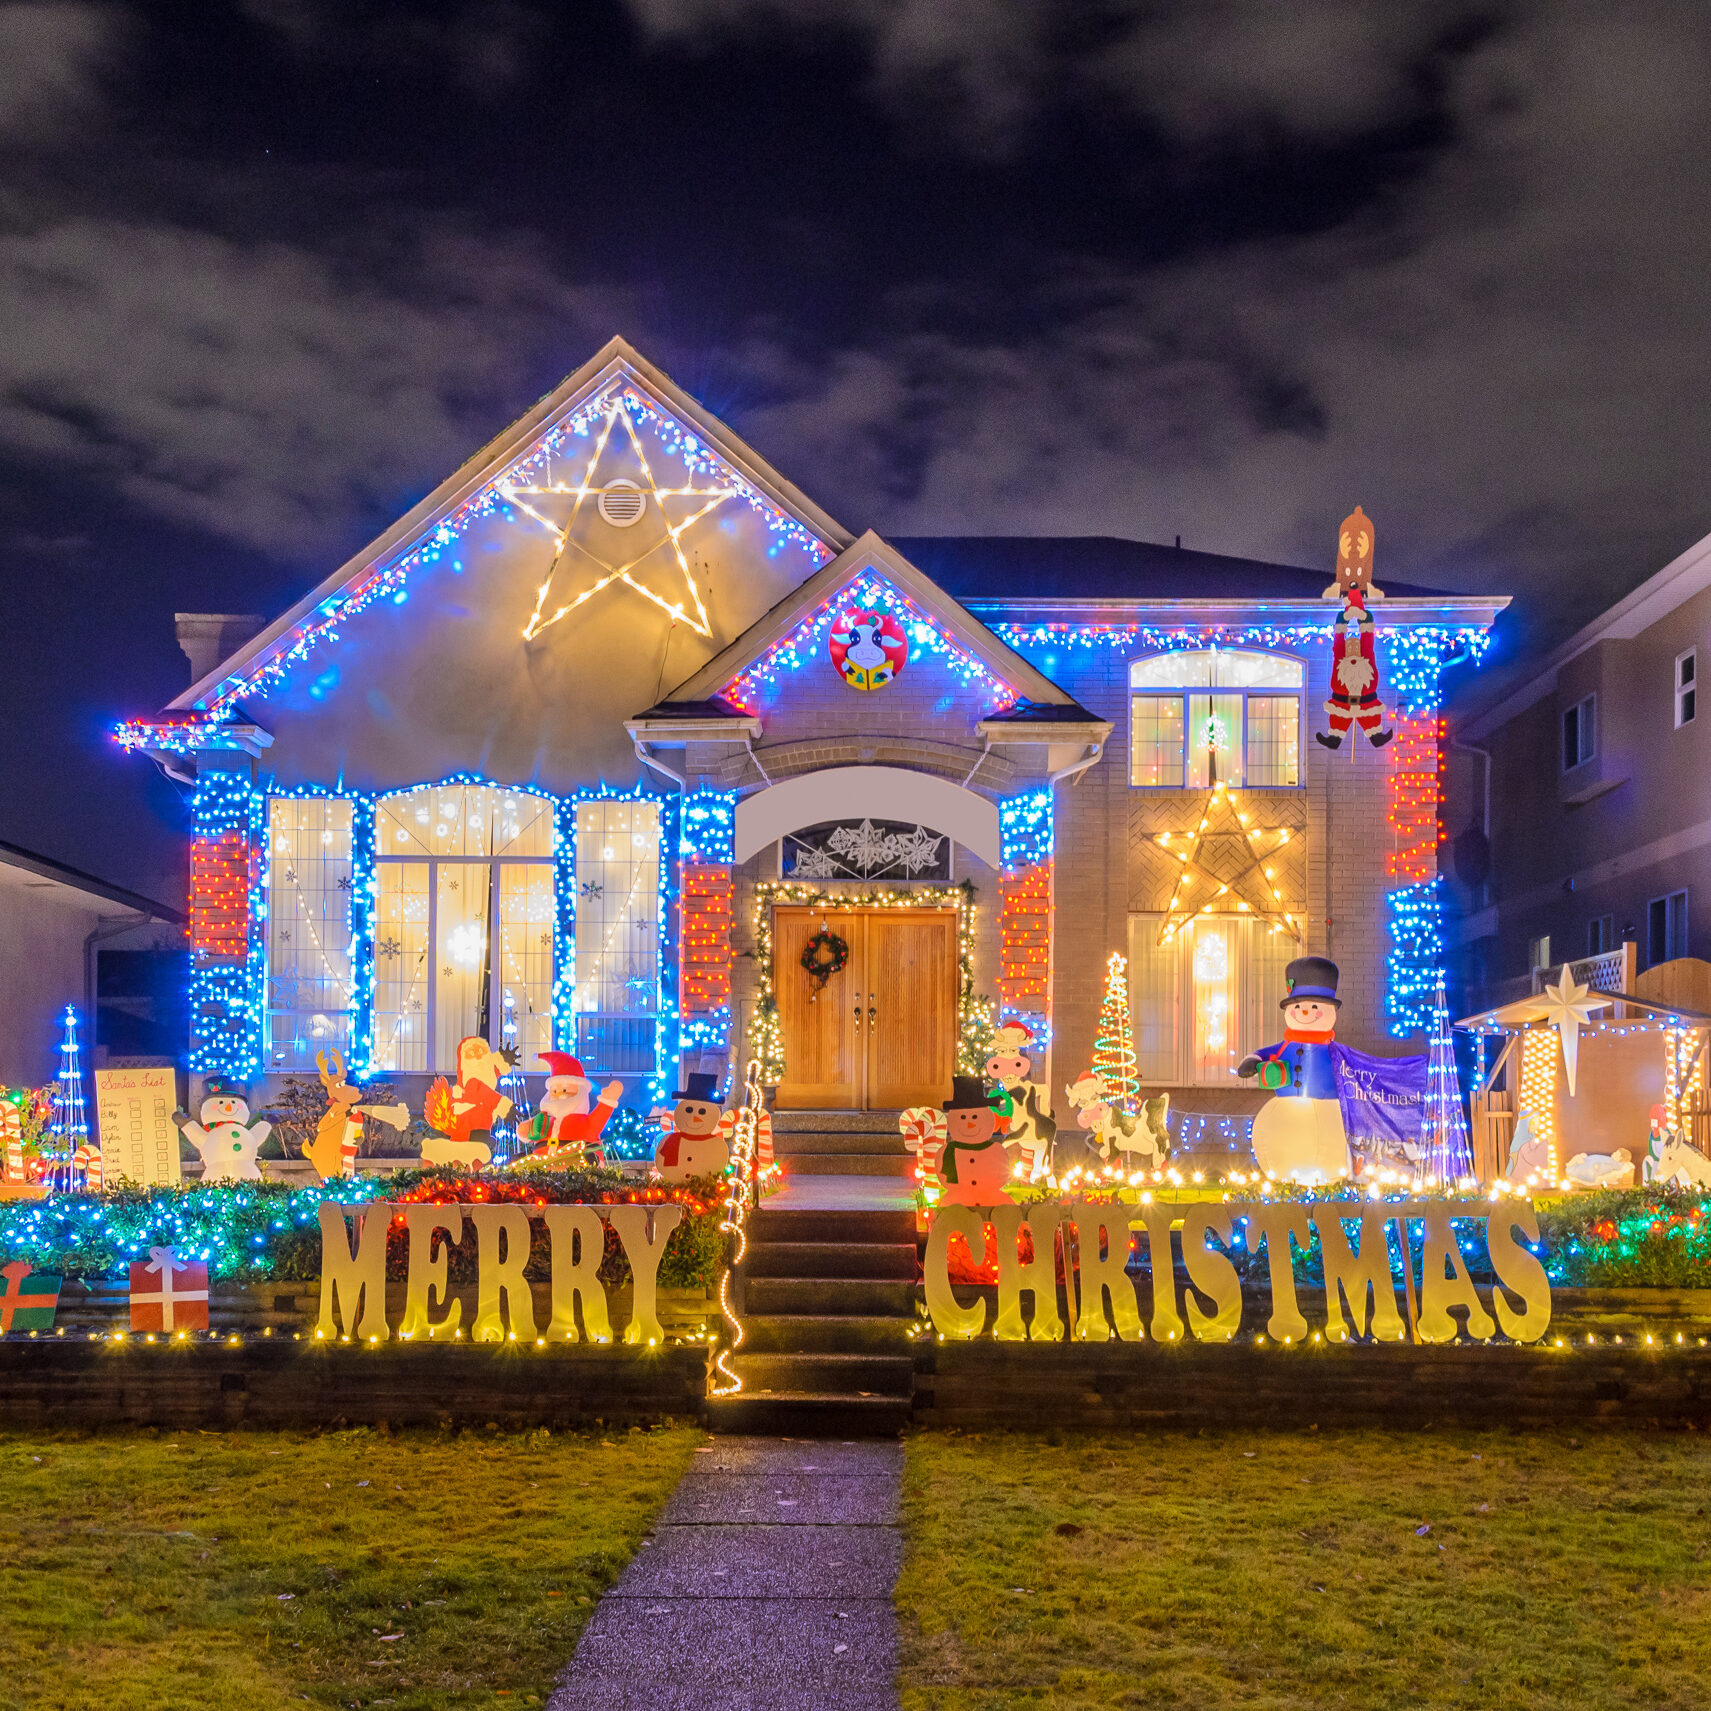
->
[742, 1313, 917, 1353]
[771, 1109, 904, 1134]
[771, 1129, 909, 1157]
[706, 1390, 911, 1437]
[731, 1351, 915, 1396]
[781, 1152, 915, 1177]
[746, 1240, 917, 1280]
[746, 1276, 917, 1317]
[751, 1207, 917, 1245]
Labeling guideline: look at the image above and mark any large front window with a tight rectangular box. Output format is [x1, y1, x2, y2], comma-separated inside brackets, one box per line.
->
[265, 797, 354, 1070]
[371, 785, 555, 1073]
[1130, 649, 1304, 788]
[571, 800, 662, 1076]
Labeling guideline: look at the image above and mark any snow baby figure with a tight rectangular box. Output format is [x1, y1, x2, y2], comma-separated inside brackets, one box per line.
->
[654, 1072, 729, 1183]
[1238, 956, 1352, 1183]
[517, 1052, 622, 1165]
[174, 1076, 272, 1183]
[984, 1021, 1056, 1179]
[938, 1075, 1014, 1204]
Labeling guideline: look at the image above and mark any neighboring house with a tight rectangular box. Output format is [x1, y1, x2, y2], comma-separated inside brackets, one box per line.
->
[1448, 525, 1711, 1001]
[113, 337, 1501, 1121]
[0, 841, 185, 1086]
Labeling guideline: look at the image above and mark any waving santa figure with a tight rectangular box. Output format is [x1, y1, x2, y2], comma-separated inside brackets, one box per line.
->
[518, 1053, 622, 1165]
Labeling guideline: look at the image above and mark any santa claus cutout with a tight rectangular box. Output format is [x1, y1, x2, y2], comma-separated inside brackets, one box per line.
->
[518, 1053, 622, 1165]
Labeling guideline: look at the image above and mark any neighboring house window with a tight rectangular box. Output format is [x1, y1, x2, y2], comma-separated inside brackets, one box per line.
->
[571, 800, 662, 1077]
[1528, 935, 1552, 972]
[265, 797, 354, 1070]
[1587, 915, 1614, 957]
[1128, 915, 1295, 1086]
[1130, 649, 1304, 789]
[1677, 649, 1697, 728]
[1562, 694, 1596, 770]
[371, 784, 555, 1073]
[1648, 890, 1689, 967]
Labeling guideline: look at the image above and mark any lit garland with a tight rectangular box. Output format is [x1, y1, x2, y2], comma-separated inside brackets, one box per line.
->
[678, 795, 738, 1070]
[998, 789, 1053, 1026]
[998, 790, 1053, 870]
[748, 879, 991, 1084]
[1385, 877, 1447, 1037]
[189, 770, 265, 1079]
[115, 385, 829, 733]
[1518, 1028, 1559, 1177]
[711, 1056, 764, 1396]
[725, 572, 1021, 715]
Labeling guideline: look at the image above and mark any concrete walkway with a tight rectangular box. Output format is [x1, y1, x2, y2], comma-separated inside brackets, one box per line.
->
[549, 1436, 904, 1711]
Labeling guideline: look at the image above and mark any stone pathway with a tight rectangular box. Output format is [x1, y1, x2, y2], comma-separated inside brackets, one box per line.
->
[549, 1435, 904, 1711]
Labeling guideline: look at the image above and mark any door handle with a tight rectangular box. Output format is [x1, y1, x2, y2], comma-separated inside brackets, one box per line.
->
[868, 991, 877, 1025]
[853, 1004, 863, 1032]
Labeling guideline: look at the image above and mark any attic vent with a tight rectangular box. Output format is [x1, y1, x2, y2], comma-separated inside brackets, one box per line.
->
[597, 479, 647, 527]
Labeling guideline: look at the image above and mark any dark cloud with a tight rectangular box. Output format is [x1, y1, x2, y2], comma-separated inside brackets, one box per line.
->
[0, 1, 123, 139]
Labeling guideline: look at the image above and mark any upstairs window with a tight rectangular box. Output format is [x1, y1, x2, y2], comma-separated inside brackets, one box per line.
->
[1130, 649, 1304, 789]
[1648, 890, 1689, 967]
[1562, 694, 1596, 770]
[1677, 649, 1697, 728]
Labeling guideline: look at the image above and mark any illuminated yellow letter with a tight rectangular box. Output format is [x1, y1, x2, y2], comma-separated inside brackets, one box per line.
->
[400, 1204, 464, 1340]
[991, 1202, 1065, 1341]
[923, 1205, 989, 1339]
[1417, 1201, 1497, 1343]
[469, 1203, 536, 1342]
[608, 1203, 683, 1346]
[1134, 1206, 1183, 1342]
[543, 1204, 612, 1343]
[1486, 1202, 1552, 1343]
[317, 1202, 392, 1342]
[1240, 1202, 1310, 1343]
[1313, 1205, 1406, 1343]
[1180, 1203, 1242, 1342]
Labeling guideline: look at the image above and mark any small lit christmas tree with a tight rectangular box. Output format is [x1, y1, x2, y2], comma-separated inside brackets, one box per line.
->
[50, 1004, 88, 1152]
[1423, 972, 1472, 1181]
[1092, 953, 1139, 1112]
[490, 988, 533, 1163]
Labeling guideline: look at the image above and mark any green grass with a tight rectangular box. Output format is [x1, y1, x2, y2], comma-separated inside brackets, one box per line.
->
[0, 1423, 704, 1711]
[898, 1428, 1711, 1710]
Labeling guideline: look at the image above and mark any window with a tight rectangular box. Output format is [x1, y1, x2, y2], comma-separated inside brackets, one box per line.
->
[1128, 915, 1295, 1085]
[1587, 915, 1614, 957]
[1648, 890, 1689, 967]
[571, 800, 662, 1076]
[1562, 693, 1596, 770]
[1130, 649, 1304, 789]
[1677, 649, 1697, 728]
[265, 798, 354, 1069]
[371, 785, 555, 1073]
[1527, 935, 1552, 971]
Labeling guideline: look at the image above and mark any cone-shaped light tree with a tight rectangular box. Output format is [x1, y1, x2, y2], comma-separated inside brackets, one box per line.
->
[1092, 953, 1140, 1112]
[1423, 973, 1473, 1180]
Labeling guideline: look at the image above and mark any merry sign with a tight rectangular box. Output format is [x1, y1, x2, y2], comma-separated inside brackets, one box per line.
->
[923, 1199, 1553, 1345]
[316, 1202, 684, 1345]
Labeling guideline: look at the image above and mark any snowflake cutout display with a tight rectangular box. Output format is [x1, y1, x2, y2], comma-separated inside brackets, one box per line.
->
[277, 930, 292, 944]
[336, 875, 352, 892]
[516, 393, 736, 641]
[281, 869, 297, 885]
[376, 937, 402, 959]
[580, 880, 604, 900]
[786, 819, 948, 880]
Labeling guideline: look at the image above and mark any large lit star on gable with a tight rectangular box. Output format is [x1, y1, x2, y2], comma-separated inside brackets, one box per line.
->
[511, 394, 738, 640]
[1153, 781, 1301, 946]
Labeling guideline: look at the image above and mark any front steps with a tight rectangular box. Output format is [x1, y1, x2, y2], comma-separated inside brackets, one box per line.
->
[769, 1107, 914, 1178]
[706, 1204, 919, 1436]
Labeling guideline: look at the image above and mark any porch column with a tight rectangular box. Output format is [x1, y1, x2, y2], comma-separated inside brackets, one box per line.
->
[188, 754, 263, 1082]
[998, 788, 1055, 1061]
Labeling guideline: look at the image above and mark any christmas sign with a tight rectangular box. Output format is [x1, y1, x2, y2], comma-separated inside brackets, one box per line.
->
[129, 1247, 211, 1333]
[0, 1262, 61, 1333]
[94, 1066, 182, 1189]
[828, 609, 907, 690]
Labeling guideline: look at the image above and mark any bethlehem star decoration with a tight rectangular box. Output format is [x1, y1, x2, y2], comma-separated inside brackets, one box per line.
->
[515, 393, 735, 640]
[1522, 970, 1609, 1097]
[1154, 781, 1299, 945]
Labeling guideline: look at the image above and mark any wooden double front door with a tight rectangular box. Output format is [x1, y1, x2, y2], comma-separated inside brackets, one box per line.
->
[775, 906, 957, 1110]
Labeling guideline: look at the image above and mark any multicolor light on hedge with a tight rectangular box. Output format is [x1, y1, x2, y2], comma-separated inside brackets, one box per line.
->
[189, 771, 264, 1078]
[726, 574, 1021, 715]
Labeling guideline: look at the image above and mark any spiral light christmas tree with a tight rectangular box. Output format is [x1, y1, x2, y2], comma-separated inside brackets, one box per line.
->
[51, 1004, 89, 1155]
[1093, 952, 1140, 1112]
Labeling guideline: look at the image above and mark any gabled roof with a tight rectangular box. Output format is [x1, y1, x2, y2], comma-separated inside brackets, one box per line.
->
[647, 531, 1092, 720]
[161, 336, 853, 719]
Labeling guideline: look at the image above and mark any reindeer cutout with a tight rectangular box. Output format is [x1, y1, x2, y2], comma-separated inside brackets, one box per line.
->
[305, 1050, 408, 1182]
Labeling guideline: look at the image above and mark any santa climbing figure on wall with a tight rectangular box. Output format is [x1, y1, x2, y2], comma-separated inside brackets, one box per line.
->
[424, 1036, 516, 1161]
[1316, 591, 1393, 750]
[517, 1053, 622, 1165]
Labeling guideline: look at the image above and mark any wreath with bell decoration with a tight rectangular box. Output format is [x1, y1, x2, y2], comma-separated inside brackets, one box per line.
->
[800, 928, 851, 992]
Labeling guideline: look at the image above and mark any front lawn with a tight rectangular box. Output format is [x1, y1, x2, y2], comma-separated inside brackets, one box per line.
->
[1, 1423, 703, 1711]
[898, 1427, 1711, 1709]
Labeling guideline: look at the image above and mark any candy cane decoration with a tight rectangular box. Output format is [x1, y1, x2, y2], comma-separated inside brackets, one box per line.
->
[72, 1144, 103, 1192]
[3, 1138, 22, 1182]
[899, 1106, 947, 1191]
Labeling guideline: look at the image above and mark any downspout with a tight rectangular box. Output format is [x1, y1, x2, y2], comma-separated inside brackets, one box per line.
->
[961, 735, 993, 787]
[1047, 741, 1103, 788]
[742, 736, 772, 786]
[633, 736, 687, 791]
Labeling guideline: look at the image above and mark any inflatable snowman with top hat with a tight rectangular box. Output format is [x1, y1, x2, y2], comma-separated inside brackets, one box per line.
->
[1237, 956, 1351, 1183]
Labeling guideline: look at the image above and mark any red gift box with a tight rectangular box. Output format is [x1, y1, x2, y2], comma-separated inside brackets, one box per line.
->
[128, 1248, 210, 1333]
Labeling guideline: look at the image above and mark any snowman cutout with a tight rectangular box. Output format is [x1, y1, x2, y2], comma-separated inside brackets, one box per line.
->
[174, 1077, 272, 1183]
[653, 1072, 730, 1183]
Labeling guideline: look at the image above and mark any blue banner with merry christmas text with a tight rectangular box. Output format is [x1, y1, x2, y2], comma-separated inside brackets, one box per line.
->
[1330, 1043, 1428, 1149]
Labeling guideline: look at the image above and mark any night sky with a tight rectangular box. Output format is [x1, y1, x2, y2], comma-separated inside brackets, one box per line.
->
[5, 0, 1710, 904]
